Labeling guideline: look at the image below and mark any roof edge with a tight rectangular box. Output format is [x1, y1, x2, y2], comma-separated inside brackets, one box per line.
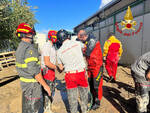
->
[74, 0, 121, 30]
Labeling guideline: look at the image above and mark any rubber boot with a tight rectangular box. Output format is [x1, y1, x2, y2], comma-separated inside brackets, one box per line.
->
[92, 97, 100, 110]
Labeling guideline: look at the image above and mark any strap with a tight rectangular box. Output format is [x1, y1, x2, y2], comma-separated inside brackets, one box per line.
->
[96, 66, 103, 82]
[96, 72, 102, 81]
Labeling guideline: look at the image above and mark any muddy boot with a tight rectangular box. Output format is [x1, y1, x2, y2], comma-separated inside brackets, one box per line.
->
[67, 88, 78, 113]
[136, 86, 149, 113]
[44, 103, 53, 113]
[78, 87, 88, 113]
[92, 98, 100, 110]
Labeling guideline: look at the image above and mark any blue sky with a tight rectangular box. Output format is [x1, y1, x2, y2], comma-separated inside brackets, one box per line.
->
[28, 0, 112, 33]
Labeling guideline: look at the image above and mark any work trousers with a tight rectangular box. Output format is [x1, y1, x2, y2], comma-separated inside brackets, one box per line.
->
[105, 59, 118, 80]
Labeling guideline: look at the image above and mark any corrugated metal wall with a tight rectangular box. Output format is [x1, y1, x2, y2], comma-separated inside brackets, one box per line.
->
[86, 1, 150, 65]
[116, 15, 143, 64]
[142, 13, 150, 54]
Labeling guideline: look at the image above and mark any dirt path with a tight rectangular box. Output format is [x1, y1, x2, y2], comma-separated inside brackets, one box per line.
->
[0, 66, 136, 113]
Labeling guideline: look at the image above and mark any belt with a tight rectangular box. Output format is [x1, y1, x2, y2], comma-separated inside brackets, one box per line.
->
[20, 77, 37, 82]
[66, 68, 85, 74]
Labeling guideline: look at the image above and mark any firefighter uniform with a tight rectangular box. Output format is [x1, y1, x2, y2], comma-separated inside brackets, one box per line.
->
[103, 36, 123, 80]
[15, 40, 43, 113]
[131, 52, 150, 113]
[84, 34, 103, 109]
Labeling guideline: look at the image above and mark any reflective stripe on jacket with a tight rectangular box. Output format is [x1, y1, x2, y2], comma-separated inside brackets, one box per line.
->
[15, 41, 41, 83]
[16, 57, 40, 68]
[20, 77, 37, 82]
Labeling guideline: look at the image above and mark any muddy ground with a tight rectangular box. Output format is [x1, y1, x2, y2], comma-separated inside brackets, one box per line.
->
[0, 65, 137, 113]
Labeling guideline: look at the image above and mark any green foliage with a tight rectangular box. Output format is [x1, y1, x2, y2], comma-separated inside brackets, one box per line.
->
[0, 0, 12, 40]
[0, 0, 37, 51]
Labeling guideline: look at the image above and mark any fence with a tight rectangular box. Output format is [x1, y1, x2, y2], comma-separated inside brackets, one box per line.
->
[0, 51, 16, 71]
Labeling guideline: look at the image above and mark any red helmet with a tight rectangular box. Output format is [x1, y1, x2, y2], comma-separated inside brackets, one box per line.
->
[48, 30, 57, 43]
[16, 23, 36, 38]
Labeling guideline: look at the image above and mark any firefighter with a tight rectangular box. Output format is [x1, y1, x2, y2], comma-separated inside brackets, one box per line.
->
[15, 23, 51, 113]
[103, 33, 123, 82]
[131, 52, 150, 113]
[41, 30, 57, 113]
[57, 29, 88, 113]
[77, 30, 103, 110]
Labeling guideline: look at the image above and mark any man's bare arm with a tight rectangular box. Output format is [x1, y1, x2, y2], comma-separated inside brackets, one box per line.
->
[44, 56, 56, 69]
[35, 72, 51, 96]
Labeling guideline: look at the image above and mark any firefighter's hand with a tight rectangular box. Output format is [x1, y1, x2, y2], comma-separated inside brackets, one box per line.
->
[44, 85, 51, 96]
[146, 72, 150, 81]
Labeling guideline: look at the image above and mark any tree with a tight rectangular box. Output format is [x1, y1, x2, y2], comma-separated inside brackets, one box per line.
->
[0, 0, 37, 51]
[0, 0, 11, 40]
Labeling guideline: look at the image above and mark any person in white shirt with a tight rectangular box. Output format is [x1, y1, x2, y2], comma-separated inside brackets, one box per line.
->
[41, 30, 57, 113]
[57, 29, 88, 113]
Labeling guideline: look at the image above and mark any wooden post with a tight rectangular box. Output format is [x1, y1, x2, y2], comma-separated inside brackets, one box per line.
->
[0, 62, 3, 71]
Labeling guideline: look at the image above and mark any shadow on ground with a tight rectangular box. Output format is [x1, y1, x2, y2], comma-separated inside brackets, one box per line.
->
[103, 74, 137, 113]
[103, 74, 135, 94]
[0, 75, 19, 87]
[103, 86, 136, 113]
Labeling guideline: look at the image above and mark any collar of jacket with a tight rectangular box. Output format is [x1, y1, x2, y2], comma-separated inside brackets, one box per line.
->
[86, 33, 95, 42]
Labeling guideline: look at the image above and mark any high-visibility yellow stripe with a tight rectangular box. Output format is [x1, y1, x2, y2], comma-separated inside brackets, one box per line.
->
[52, 36, 57, 39]
[16, 62, 27, 68]
[20, 77, 37, 82]
[96, 72, 102, 81]
[18, 29, 29, 32]
[24, 25, 31, 29]
[37, 61, 40, 65]
[24, 57, 38, 63]
[16, 58, 39, 68]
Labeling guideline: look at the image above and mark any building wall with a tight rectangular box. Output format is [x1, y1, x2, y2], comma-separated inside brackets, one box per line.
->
[116, 16, 143, 64]
[75, 0, 150, 65]
[35, 33, 47, 53]
[142, 13, 150, 54]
